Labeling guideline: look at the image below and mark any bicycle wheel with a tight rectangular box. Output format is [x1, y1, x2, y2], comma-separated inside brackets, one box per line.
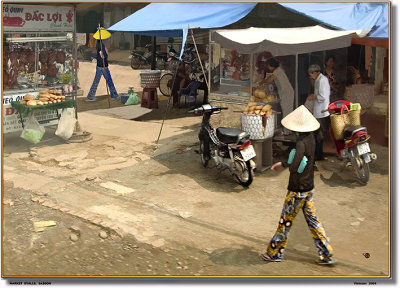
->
[159, 73, 173, 96]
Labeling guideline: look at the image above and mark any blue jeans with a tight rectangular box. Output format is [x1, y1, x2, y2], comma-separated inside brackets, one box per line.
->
[87, 66, 119, 98]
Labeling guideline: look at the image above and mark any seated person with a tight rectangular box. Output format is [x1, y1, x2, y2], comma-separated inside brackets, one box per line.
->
[179, 80, 202, 103]
[172, 62, 190, 107]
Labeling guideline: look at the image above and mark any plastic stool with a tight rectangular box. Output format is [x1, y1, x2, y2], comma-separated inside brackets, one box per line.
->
[141, 88, 158, 108]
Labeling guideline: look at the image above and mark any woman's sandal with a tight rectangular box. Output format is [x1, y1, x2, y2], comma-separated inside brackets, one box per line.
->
[315, 258, 337, 265]
[260, 252, 282, 262]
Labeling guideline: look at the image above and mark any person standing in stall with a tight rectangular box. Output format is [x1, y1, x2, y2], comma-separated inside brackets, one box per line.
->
[262, 58, 294, 135]
[323, 55, 340, 102]
[307, 64, 330, 161]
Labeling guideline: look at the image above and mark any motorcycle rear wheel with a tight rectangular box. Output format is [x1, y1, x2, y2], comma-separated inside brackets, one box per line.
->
[233, 154, 253, 187]
[350, 148, 370, 184]
[130, 56, 141, 70]
[159, 73, 173, 96]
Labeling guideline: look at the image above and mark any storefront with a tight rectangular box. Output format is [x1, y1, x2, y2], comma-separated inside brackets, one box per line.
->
[3, 3, 77, 133]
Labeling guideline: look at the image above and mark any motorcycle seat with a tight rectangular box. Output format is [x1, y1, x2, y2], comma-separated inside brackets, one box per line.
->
[216, 127, 249, 144]
[343, 125, 367, 139]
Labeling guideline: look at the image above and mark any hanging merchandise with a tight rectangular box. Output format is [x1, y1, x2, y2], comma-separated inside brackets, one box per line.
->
[55, 108, 77, 140]
[20, 113, 45, 144]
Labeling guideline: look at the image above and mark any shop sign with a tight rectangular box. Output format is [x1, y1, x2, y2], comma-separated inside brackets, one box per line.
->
[3, 92, 59, 134]
[3, 4, 74, 32]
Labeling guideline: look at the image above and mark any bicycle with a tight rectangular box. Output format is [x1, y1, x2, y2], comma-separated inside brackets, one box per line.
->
[159, 61, 202, 96]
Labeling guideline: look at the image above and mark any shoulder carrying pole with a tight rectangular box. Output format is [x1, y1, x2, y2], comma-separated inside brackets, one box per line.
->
[98, 24, 111, 108]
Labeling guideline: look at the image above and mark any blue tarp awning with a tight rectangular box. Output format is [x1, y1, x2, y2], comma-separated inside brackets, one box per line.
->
[108, 3, 257, 37]
[279, 2, 389, 38]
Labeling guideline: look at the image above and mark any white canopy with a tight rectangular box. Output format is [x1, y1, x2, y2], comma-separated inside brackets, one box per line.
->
[211, 25, 369, 56]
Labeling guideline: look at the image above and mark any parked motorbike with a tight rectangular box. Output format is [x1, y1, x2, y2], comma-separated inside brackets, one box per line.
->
[324, 100, 377, 183]
[168, 44, 196, 63]
[129, 44, 168, 70]
[189, 104, 256, 187]
[167, 45, 198, 72]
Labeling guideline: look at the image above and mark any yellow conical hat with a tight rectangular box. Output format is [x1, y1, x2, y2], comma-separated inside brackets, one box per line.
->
[281, 105, 320, 132]
[93, 27, 111, 40]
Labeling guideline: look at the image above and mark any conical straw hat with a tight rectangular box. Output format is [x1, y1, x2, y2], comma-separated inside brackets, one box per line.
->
[93, 27, 111, 40]
[281, 105, 320, 132]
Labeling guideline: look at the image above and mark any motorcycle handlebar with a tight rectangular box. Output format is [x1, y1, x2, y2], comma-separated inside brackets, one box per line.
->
[188, 106, 228, 114]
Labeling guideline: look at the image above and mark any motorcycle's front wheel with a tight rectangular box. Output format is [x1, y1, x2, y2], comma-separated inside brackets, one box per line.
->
[233, 153, 253, 187]
[199, 138, 209, 168]
[350, 148, 370, 184]
[130, 56, 141, 70]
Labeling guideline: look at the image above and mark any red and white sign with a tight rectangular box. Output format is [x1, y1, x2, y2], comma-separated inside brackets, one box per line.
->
[3, 92, 59, 133]
[3, 4, 74, 32]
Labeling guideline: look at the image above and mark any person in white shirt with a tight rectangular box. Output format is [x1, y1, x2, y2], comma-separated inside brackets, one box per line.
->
[307, 64, 330, 161]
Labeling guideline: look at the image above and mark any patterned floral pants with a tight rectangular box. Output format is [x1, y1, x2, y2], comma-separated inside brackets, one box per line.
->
[266, 190, 333, 261]
[87, 66, 119, 99]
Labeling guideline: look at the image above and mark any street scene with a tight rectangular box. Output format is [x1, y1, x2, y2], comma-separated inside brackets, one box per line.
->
[2, 1, 391, 282]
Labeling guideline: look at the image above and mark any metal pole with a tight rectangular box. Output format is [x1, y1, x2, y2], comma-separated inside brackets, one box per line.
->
[190, 29, 208, 89]
[98, 24, 111, 108]
[208, 31, 212, 99]
[295, 53, 298, 108]
[156, 61, 180, 144]
[73, 4, 78, 119]
[250, 52, 253, 96]
[151, 36, 156, 70]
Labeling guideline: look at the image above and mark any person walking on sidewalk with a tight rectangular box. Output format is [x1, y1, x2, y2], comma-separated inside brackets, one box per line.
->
[307, 64, 330, 161]
[261, 105, 336, 265]
[86, 39, 119, 101]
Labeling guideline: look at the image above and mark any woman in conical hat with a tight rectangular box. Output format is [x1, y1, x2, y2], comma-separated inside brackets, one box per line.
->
[86, 27, 119, 102]
[261, 105, 336, 265]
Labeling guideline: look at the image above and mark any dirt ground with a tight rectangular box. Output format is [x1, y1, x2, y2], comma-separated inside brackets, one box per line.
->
[1, 58, 392, 282]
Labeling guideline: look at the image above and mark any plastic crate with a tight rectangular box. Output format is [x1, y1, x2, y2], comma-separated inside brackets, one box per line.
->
[241, 113, 275, 140]
[139, 70, 161, 88]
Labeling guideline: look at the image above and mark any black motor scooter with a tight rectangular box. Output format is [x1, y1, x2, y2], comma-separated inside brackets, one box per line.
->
[189, 104, 256, 187]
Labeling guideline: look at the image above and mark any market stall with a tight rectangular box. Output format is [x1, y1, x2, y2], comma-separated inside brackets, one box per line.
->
[208, 26, 368, 125]
[3, 3, 78, 135]
[207, 26, 367, 170]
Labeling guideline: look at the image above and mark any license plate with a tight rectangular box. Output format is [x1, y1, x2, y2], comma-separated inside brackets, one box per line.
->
[240, 145, 256, 161]
[357, 142, 371, 155]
